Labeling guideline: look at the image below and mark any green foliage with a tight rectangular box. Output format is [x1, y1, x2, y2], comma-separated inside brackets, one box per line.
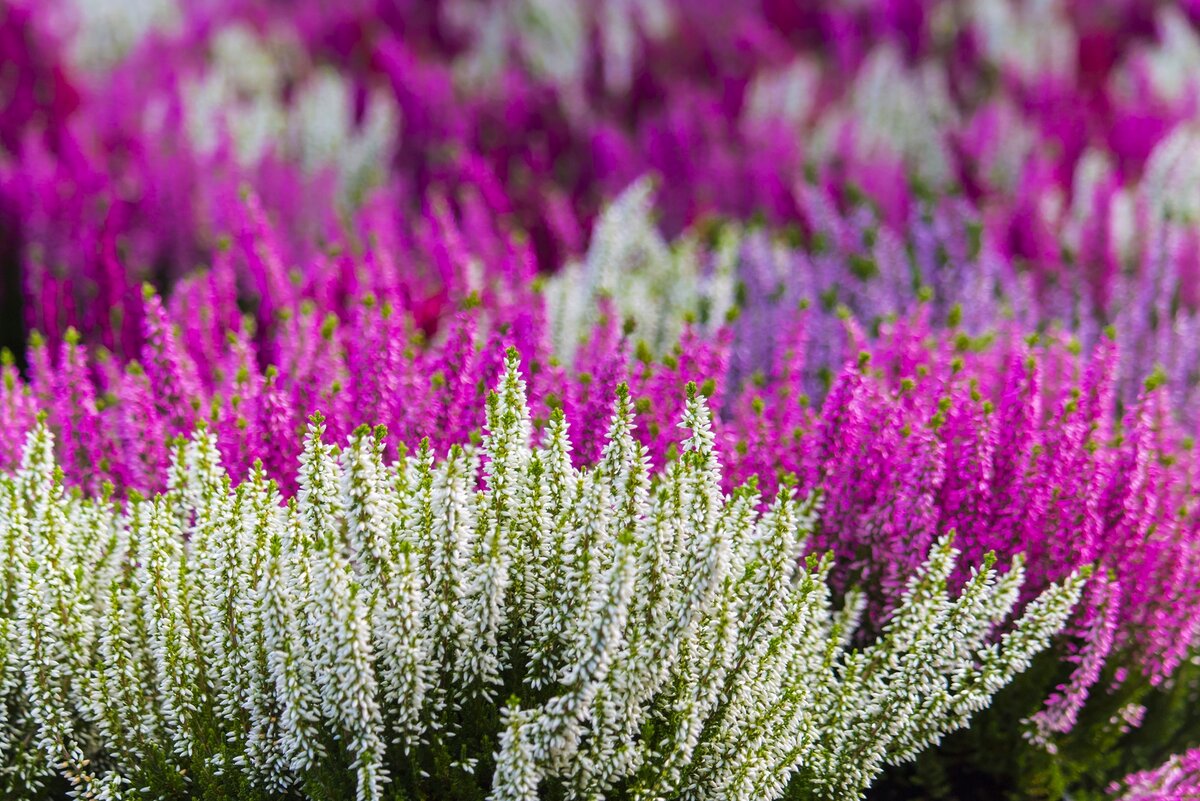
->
[878, 655, 1200, 800]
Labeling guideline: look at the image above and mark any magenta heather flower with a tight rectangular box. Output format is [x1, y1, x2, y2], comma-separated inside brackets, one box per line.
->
[0, 275, 563, 497]
[0, 354, 37, 470]
[557, 300, 631, 466]
[713, 319, 1200, 711]
[140, 287, 202, 435]
[0, 0, 79, 157]
[1111, 747, 1200, 801]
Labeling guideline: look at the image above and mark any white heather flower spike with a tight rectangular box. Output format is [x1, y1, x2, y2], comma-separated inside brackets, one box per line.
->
[138, 495, 201, 762]
[298, 415, 386, 801]
[262, 505, 324, 775]
[0, 354, 1083, 801]
[544, 178, 739, 360]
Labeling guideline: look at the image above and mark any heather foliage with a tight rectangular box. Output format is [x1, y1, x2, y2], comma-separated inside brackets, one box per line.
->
[0, 353, 1083, 800]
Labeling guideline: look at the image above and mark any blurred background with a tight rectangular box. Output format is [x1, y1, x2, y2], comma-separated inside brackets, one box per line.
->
[6, 1, 1200, 373]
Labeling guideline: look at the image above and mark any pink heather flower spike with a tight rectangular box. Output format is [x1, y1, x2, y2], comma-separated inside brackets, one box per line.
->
[1111, 747, 1200, 801]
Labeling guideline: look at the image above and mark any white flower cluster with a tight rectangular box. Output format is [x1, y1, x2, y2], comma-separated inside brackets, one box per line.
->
[0, 352, 1083, 801]
[179, 24, 398, 202]
[447, 0, 673, 97]
[61, 0, 181, 73]
[544, 179, 739, 360]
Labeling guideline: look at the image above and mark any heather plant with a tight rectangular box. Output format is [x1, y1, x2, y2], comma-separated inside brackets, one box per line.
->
[728, 317, 1200, 681]
[544, 181, 1027, 393]
[793, 337, 1200, 800]
[0, 276, 551, 497]
[6, 272, 1199, 724]
[544, 177, 739, 361]
[0, 351, 1083, 800]
[546, 178, 1200, 427]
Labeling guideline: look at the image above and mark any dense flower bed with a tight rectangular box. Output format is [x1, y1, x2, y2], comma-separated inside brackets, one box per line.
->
[2, 1, 1200, 800]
